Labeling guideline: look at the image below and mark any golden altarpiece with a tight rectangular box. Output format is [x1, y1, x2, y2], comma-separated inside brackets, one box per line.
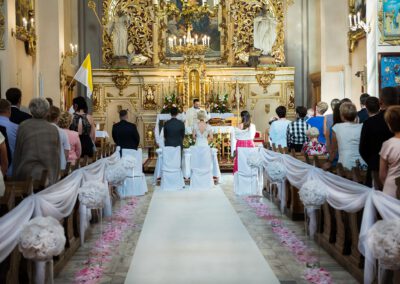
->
[90, 0, 295, 151]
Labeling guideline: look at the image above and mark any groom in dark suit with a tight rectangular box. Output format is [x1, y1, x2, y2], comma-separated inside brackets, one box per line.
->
[163, 107, 185, 148]
[112, 110, 140, 150]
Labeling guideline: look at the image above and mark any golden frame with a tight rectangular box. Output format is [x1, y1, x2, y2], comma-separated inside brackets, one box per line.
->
[348, 0, 366, 53]
[378, 0, 400, 46]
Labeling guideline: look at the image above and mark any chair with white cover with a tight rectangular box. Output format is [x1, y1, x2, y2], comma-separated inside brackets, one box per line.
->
[189, 146, 213, 190]
[153, 148, 163, 184]
[161, 146, 184, 191]
[119, 148, 148, 196]
[234, 147, 260, 195]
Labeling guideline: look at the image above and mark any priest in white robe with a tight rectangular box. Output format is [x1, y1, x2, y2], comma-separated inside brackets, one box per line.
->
[185, 99, 210, 128]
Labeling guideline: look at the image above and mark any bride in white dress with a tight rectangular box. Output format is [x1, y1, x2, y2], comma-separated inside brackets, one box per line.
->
[192, 110, 213, 146]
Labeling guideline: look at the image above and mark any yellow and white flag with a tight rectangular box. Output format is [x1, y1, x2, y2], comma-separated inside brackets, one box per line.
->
[73, 54, 93, 98]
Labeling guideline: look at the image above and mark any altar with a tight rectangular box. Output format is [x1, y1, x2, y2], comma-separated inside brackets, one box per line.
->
[89, 0, 295, 170]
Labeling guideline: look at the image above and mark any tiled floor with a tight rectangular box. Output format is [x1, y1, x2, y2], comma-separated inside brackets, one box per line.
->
[55, 175, 358, 284]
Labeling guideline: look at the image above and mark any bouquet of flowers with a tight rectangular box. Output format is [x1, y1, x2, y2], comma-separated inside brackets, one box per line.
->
[209, 94, 231, 113]
[161, 93, 181, 114]
[183, 135, 195, 148]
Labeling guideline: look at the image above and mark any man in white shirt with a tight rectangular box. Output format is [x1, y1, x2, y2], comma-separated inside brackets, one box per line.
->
[185, 99, 209, 128]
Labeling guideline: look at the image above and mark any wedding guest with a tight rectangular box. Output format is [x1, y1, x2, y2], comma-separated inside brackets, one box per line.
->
[48, 106, 70, 170]
[164, 107, 185, 148]
[307, 101, 328, 144]
[233, 110, 256, 173]
[365, 96, 380, 118]
[305, 108, 315, 120]
[357, 93, 370, 123]
[324, 98, 340, 148]
[302, 127, 327, 156]
[112, 109, 140, 151]
[13, 98, 60, 185]
[70, 97, 96, 157]
[287, 106, 310, 152]
[360, 87, 397, 186]
[5, 88, 32, 125]
[269, 106, 291, 148]
[58, 111, 81, 166]
[0, 99, 18, 175]
[0, 132, 8, 176]
[379, 106, 400, 198]
[324, 102, 366, 170]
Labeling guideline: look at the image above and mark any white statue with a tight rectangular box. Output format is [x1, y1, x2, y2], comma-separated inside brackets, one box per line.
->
[107, 10, 130, 57]
[253, 5, 278, 56]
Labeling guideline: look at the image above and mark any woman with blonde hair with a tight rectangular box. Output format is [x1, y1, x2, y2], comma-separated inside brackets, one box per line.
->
[302, 127, 327, 156]
[58, 111, 82, 165]
[192, 110, 213, 147]
[307, 101, 329, 144]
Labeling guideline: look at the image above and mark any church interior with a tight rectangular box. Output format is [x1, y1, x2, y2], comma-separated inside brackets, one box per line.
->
[1, 0, 400, 283]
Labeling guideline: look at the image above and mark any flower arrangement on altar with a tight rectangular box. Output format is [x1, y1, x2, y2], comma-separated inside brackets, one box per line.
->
[161, 93, 182, 114]
[183, 135, 195, 148]
[209, 93, 231, 113]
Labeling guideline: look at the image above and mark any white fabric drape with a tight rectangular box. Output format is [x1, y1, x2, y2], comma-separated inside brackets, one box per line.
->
[0, 151, 120, 262]
[260, 150, 400, 284]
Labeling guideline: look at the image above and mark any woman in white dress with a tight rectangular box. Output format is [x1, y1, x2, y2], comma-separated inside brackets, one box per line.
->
[233, 111, 256, 173]
[192, 110, 213, 146]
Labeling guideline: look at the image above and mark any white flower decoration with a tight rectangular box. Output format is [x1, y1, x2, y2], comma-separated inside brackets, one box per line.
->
[366, 219, 400, 270]
[78, 181, 108, 209]
[299, 180, 328, 208]
[19, 216, 66, 261]
[266, 161, 287, 182]
[247, 153, 263, 168]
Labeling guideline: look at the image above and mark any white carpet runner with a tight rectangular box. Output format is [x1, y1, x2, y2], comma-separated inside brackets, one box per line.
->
[125, 189, 279, 284]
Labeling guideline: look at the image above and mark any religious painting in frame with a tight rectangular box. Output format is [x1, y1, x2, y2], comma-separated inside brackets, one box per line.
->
[378, 0, 400, 45]
[15, 0, 34, 28]
[164, 0, 221, 61]
[378, 53, 400, 90]
[348, 0, 366, 52]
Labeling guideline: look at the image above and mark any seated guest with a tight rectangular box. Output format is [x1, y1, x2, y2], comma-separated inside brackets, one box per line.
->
[48, 106, 70, 170]
[58, 112, 81, 166]
[0, 99, 18, 175]
[365, 96, 380, 118]
[302, 127, 327, 156]
[163, 107, 185, 148]
[233, 110, 256, 173]
[70, 97, 96, 157]
[379, 106, 400, 198]
[324, 98, 340, 148]
[307, 101, 328, 144]
[5, 88, 32, 125]
[360, 87, 397, 186]
[0, 132, 8, 176]
[287, 106, 310, 152]
[269, 106, 291, 148]
[13, 98, 60, 185]
[112, 109, 140, 150]
[324, 102, 366, 170]
[357, 93, 370, 123]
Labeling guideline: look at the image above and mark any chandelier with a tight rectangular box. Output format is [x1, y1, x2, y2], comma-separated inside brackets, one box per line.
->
[154, 0, 219, 57]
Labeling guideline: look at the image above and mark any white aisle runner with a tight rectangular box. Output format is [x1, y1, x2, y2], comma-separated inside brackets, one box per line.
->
[125, 189, 279, 284]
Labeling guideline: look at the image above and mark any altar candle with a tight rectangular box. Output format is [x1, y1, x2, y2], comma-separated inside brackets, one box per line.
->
[30, 18, 34, 28]
[353, 14, 357, 26]
[348, 14, 352, 27]
[173, 36, 177, 46]
[179, 38, 182, 46]
[22, 17, 28, 29]
[195, 34, 198, 45]
[152, 0, 158, 5]
[75, 44, 78, 52]
[183, 35, 186, 45]
[357, 12, 361, 26]
[202, 0, 206, 6]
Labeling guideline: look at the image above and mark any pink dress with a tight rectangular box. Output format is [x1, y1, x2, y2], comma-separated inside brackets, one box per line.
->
[233, 124, 256, 173]
[379, 137, 400, 198]
[302, 139, 327, 156]
[65, 129, 82, 165]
